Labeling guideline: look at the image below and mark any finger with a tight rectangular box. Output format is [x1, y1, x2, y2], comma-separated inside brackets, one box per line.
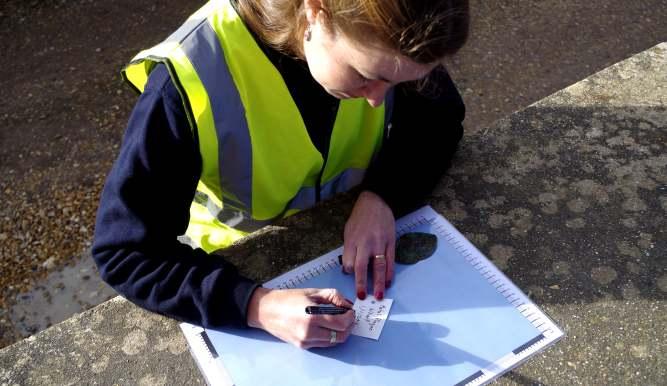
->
[303, 327, 342, 348]
[310, 326, 352, 347]
[300, 327, 335, 348]
[330, 290, 355, 308]
[332, 328, 352, 344]
[309, 288, 353, 308]
[341, 242, 356, 274]
[354, 245, 370, 299]
[311, 311, 355, 332]
[386, 239, 395, 288]
[372, 252, 387, 300]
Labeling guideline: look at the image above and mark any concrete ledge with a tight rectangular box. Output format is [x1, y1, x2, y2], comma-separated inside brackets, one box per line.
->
[1, 43, 665, 385]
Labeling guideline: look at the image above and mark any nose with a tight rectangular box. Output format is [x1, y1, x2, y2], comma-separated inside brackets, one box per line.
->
[361, 81, 390, 108]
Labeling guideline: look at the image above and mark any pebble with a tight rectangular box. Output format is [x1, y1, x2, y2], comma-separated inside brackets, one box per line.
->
[395, 233, 438, 265]
[629, 345, 649, 359]
[566, 198, 589, 213]
[41, 257, 56, 271]
[622, 197, 647, 212]
[537, 192, 559, 214]
[489, 244, 514, 270]
[591, 266, 618, 285]
[621, 283, 640, 299]
[553, 261, 571, 275]
[657, 274, 667, 292]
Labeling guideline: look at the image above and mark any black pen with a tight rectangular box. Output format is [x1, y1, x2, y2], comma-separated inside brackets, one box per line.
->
[305, 305, 351, 315]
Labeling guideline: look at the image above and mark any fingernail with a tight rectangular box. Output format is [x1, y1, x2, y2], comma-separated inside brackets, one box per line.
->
[357, 290, 366, 300]
[375, 291, 384, 300]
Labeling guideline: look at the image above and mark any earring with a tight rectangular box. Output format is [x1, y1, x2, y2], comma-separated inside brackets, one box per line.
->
[305, 24, 312, 41]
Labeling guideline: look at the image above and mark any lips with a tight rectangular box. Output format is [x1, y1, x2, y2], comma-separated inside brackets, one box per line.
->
[328, 90, 351, 99]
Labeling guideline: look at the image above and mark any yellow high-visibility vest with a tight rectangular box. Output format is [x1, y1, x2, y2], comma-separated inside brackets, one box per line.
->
[122, 0, 392, 252]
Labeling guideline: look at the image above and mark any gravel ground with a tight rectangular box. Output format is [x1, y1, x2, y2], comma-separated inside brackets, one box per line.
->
[0, 0, 665, 348]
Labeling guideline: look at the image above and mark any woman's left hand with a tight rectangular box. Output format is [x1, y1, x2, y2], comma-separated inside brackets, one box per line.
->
[342, 190, 395, 300]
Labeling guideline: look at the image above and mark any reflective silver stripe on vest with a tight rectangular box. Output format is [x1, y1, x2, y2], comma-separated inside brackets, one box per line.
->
[194, 191, 273, 232]
[181, 21, 253, 213]
[286, 168, 366, 211]
[196, 167, 366, 232]
[164, 16, 208, 44]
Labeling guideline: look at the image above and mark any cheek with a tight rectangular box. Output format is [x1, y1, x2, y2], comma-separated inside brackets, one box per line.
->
[304, 38, 328, 81]
[322, 67, 364, 94]
[307, 50, 338, 89]
[304, 39, 361, 93]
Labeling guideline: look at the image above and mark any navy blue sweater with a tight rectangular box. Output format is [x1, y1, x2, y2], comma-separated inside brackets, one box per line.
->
[92, 38, 465, 329]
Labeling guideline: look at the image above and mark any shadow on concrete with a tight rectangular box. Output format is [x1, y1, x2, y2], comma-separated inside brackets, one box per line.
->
[431, 104, 666, 306]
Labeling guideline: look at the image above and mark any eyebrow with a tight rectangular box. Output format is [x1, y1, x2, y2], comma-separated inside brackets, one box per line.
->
[358, 66, 434, 85]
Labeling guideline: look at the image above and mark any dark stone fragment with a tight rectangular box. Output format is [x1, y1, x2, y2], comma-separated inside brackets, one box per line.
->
[395, 232, 437, 265]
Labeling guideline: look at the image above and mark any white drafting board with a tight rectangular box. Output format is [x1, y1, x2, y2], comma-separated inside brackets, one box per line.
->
[181, 206, 563, 386]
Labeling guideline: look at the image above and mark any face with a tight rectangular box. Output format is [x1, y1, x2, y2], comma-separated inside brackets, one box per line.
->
[302, 10, 437, 108]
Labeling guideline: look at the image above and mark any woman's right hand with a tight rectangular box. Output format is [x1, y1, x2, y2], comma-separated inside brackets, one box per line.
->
[246, 287, 355, 349]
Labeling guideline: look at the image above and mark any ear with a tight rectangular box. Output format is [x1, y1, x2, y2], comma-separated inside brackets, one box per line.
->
[303, 0, 324, 25]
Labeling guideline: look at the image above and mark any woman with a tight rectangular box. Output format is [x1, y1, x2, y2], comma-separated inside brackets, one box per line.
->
[93, 0, 469, 349]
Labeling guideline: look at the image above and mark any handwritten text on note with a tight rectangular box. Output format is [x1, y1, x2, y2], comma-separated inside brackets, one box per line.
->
[351, 296, 393, 340]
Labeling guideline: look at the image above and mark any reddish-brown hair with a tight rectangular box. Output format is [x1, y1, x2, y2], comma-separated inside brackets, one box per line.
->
[236, 0, 469, 63]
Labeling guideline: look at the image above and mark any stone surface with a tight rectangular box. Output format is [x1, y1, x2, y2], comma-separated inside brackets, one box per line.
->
[1, 43, 665, 385]
[0, 297, 203, 385]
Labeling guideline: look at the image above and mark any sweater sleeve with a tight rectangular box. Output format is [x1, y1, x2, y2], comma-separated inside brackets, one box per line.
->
[92, 64, 259, 328]
[362, 68, 465, 217]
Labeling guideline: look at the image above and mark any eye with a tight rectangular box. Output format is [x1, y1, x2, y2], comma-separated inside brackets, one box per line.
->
[356, 71, 371, 85]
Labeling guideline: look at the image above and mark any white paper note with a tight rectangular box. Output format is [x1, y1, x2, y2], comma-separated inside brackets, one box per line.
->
[351, 296, 393, 340]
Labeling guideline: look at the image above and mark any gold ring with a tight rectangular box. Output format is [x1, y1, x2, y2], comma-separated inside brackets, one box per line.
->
[329, 330, 337, 344]
[374, 254, 386, 260]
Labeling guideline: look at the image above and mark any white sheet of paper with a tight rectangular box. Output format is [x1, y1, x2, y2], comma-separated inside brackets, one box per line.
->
[351, 296, 393, 340]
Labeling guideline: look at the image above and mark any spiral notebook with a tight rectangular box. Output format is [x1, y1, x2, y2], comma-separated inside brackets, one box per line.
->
[180, 206, 563, 386]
